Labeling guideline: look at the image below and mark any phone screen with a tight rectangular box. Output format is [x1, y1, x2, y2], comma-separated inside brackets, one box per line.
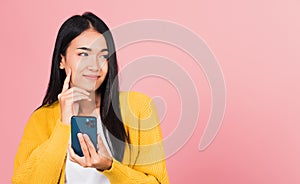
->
[71, 116, 97, 157]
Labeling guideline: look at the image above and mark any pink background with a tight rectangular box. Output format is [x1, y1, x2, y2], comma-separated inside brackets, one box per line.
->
[1, 0, 299, 183]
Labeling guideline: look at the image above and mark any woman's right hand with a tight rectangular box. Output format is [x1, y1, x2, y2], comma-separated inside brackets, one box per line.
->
[58, 69, 91, 124]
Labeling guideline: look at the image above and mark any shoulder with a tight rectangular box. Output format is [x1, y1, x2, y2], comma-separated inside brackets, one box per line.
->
[22, 102, 60, 139]
[26, 102, 60, 130]
[120, 91, 151, 103]
[119, 92, 162, 152]
[31, 101, 60, 120]
[119, 91, 152, 112]
[119, 91, 160, 128]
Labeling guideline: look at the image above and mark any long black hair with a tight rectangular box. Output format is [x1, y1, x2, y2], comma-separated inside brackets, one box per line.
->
[42, 12, 129, 162]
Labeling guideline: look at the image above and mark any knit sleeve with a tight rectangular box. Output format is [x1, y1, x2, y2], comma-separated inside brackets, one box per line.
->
[102, 92, 170, 184]
[12, 108, 70, 184]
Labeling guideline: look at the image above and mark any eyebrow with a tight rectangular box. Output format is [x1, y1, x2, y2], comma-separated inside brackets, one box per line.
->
[76, 47, 108, 52]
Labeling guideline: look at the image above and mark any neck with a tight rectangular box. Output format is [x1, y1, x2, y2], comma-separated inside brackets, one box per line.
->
[77, 92, 100, 116]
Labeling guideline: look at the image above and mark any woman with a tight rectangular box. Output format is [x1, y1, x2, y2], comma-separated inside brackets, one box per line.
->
[12, 12, 169, 184]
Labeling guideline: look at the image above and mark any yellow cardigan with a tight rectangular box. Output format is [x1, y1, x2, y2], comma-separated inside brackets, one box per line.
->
[12, 91, 169, 184]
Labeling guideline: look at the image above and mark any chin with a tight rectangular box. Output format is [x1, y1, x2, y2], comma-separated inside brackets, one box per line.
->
[76, 84, 95, 92]
[75, 81, 102, 92]
[85, 87, 97, 92]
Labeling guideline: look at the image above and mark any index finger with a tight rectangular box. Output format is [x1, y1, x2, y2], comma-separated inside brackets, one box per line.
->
[62, 68, 71, 92]
[83, 134, 98, 158]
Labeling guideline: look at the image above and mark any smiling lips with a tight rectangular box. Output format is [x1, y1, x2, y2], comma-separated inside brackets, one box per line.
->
[83, 75, 100, 80]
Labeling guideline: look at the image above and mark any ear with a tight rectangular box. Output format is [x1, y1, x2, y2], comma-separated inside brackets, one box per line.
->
[59, 54, 66, 69]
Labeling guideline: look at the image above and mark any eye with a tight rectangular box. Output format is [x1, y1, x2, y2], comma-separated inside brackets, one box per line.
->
[99, 55, 109, 59]
[78, 52, 88, 57]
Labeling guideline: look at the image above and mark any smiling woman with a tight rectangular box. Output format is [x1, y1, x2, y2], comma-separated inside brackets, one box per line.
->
[59, 29, 109, 92]
[12, 12, 169, 184]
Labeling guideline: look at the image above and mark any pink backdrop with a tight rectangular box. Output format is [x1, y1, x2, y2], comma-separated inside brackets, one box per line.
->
[1, 0, 299, 183]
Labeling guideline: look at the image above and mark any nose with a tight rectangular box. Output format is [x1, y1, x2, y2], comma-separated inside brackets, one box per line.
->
[87, 56, 101, 71]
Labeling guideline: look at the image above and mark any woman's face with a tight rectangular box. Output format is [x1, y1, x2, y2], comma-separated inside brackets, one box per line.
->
[60, 29, 109, 92]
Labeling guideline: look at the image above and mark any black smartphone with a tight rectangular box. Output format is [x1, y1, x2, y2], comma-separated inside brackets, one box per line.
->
[71, 116, 98, 157]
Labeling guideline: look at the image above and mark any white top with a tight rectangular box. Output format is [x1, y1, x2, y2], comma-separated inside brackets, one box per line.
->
[65, 116, 112, 184]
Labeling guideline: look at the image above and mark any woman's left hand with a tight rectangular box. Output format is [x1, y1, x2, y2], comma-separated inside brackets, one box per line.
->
[68, 133, 112, 171]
